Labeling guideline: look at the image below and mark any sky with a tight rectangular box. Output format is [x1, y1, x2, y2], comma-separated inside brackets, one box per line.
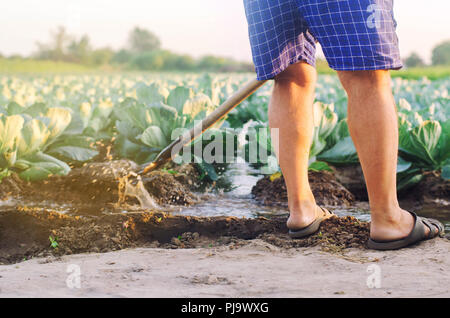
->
[0, 0, 449, 64]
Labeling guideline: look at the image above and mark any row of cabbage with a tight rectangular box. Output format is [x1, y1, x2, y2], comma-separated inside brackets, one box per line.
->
[0, 74, 448, 191]
[0, 74, 244, 182]
[227, 76, 450, 189]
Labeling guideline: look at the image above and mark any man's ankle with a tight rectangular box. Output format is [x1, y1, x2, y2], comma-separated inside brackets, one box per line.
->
[289, 199, 317, 216]
[370, 203, 404, 225]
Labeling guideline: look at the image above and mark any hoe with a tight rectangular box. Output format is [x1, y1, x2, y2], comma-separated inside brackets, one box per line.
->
[139, 78, 268, 175]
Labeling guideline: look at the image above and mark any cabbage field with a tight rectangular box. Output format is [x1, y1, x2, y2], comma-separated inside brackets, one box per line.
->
[0, 73, 448, 187]
[0, 73, 449, 263]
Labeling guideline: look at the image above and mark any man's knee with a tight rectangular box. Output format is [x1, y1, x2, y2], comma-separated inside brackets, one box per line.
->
[274, 61, 317, 89]
[337, 70, 392, 96]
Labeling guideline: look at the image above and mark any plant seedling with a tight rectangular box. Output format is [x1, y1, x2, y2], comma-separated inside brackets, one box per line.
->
[49, 236, 59, 249]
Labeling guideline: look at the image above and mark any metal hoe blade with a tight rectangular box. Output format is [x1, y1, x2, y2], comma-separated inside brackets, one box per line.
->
[139, 78, 267, 175]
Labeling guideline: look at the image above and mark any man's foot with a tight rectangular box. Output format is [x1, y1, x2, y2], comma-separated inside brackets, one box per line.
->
[287, 205, 333, 239]
[369, 208, 440, 242]
[368, 211, 445, 250]
[287, 204, 326, 230]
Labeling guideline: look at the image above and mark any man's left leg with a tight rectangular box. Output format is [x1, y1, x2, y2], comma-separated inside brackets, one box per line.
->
[337, 70, 437, 241]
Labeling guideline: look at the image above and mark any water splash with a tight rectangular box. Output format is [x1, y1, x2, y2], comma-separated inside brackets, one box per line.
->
[116, 171, 160, 210]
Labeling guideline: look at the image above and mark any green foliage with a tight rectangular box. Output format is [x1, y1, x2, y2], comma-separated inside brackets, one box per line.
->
[392, 66, 450, 80]
[130, 51, 167, 71]
[318, 136, 358, 165]
[227, 92, 269, 128]
[442, 162, 450, 180]
[0, 58, 90, 73]
[112, 49, 134, 65]
[0, 73, 448, 190]
[432, 40, 450, 66]
[49, 236, 59, 249]
[128, 27, 161, 53]
[67, 35, 92, 64]
[399, 117, 449, 170]
[20, 25, 253, 73]
[114, 81, 217, 164]
[308, 161, 333, 172]
[229, 74, 450, 185]
[404, 52, 425, 68]
[0, 98, 100, 181]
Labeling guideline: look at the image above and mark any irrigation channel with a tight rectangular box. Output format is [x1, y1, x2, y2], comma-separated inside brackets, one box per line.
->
[0, 160, 448, 264]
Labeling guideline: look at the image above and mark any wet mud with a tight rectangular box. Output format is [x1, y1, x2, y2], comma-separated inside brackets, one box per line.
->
[0, 160, 198, 209]
[0, 161, 448, 264]
[0, 207, 373, 265]
[251, 171, 355, 207]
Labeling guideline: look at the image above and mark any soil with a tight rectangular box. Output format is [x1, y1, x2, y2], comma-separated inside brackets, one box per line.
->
[399, 171, 450, 203]
[143, 171, 198, 206]
[334, 166, 450, 203]
[333, 165, 368, 201]
[0, 206, 373, 265]
[251, 171, 355, 207]
[259, 216, 369, 251]
[2, 238, 449, 298]
[0, 160, 198, 208]
[0, 161, 448, 269]
[255, 167, 450, 205]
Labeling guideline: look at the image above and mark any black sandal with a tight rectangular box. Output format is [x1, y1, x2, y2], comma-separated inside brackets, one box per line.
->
[288, 207, 334, 239]
[367, 211, 445, 250]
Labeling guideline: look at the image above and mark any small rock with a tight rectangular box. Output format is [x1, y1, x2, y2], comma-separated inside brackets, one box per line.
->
[171, 237, 182, 246]
[207, 275, 219, 284]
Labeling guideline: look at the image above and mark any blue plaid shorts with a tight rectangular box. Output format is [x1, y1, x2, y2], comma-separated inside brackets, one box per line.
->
[244, 0, 403, 80]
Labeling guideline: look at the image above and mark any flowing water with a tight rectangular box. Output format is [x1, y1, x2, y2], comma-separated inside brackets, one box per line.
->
[116, 171, 160, 210]
[1, 162, 448, 232]
[175, 163, 450, 232]
[175, 163, 375, 220]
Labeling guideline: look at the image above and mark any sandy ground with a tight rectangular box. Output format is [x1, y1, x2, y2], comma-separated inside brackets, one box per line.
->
[0, 238, 449, 298]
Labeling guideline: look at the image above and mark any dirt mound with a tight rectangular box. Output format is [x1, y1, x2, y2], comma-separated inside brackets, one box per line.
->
[143, 171, 197, 206]
[0, 207, 284, 264]
[399, 171, 450, 203]
[0, 207, 138, 264]
[0, 173, 24, 200]
[259, 216, 369, 251]
[333, 166, 368, 200]
[170, 163, 202, 190]
[334, 166, 450, 203]
[0, 160, 198, 208]
[251, 171, 355, 207]
[0, 207, 372, 265]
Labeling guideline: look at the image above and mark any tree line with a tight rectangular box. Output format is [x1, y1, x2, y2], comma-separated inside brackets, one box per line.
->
[2, 25, 449, 71]
[3, 26, 254, 72]
[404, 41, 450, 68]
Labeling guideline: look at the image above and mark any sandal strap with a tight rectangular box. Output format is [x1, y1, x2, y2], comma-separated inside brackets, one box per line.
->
[419, 217, 443, 239]
[319, 207, 333, 217]
[367, 211, 445, 250]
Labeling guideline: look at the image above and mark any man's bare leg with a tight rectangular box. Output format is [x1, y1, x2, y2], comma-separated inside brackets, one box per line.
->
[269, 62, 323, 229]
[337, 70, 433, 240]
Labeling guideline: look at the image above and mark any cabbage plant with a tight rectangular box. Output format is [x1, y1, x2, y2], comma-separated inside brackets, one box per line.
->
[397, 116, 450, 188]
[0, 109, 70, 181]
[114, 82, 215, 162]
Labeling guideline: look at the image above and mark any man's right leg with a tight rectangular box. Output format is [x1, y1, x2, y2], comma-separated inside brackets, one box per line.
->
[269, 61, 323, 229]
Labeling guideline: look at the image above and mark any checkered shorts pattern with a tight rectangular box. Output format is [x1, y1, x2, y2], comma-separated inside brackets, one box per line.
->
[244, 0, 403, 80]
